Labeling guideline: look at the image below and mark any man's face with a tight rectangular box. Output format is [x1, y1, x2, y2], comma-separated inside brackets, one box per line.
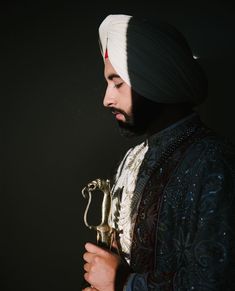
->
[103, 58, 161, 137]
[103, 58, 133, 124]
[103, 58, 137, 137]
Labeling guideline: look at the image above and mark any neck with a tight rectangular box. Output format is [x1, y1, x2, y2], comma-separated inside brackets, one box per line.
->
[146, 103, 194, 137]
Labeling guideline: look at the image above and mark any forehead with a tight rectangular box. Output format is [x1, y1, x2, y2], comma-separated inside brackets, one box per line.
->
[104, 59, 118, 77]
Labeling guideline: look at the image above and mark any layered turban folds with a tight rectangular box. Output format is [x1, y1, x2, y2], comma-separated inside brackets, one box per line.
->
[98, 14, 208, 105]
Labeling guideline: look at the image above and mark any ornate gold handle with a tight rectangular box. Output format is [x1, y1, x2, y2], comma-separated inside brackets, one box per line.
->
[82, 178, 115, 248]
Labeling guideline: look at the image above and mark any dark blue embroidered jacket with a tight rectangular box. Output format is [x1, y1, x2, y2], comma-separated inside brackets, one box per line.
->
[115, 115, 235, 290]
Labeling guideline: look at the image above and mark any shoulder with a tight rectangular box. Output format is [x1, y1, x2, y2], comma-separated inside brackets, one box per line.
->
[183, 133, 235, 176]
[168, 133, 235, 206]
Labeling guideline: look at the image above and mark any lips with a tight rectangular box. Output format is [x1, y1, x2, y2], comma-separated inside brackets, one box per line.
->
[112, 110, 124, 121]
[115, 113, 124, 121]
[112, 110, 123, 120]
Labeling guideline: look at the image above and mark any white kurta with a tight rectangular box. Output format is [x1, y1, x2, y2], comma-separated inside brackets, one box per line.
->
[111, 141, 148, 262]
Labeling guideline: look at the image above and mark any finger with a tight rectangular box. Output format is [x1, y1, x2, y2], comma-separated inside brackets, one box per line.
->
[84, 272, 93, 286]
[85, 242, 108, 256]
[83, 262, 90, 272]
[83, 252, 95, 263]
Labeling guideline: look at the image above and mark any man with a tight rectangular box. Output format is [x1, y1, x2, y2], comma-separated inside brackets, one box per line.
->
[83, 14, 235, 290]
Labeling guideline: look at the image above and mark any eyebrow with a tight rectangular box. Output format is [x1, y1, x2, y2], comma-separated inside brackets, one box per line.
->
[107, 73, 121, 80]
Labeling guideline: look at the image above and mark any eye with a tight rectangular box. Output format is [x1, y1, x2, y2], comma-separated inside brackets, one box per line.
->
[113, 82, 124, 89]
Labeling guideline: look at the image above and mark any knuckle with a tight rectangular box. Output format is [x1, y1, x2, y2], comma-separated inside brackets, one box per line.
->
[93, 255, 100, 264]
[89, 265, 95, 272]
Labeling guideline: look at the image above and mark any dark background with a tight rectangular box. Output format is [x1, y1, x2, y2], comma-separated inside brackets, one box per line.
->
[2, 1, 235, 290]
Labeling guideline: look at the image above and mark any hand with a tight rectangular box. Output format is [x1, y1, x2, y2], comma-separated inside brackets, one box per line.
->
[83, 242, 120, 291]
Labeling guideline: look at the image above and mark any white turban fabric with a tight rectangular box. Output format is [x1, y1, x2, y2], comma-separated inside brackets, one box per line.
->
[98, 14, 207, 105]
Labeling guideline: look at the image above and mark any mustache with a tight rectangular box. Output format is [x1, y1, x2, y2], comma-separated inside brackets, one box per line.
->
[108, 107, 126, 116]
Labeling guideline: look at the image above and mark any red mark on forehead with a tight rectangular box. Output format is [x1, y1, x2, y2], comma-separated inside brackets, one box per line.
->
[105, 49, 108, 59]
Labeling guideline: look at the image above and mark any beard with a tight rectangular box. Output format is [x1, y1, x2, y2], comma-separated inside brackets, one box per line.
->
[113, 92, 163, 138]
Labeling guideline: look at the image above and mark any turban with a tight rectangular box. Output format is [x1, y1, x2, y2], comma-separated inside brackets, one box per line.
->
[98, 14, 208, 105]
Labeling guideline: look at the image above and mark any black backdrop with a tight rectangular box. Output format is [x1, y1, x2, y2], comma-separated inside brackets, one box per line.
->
[2, 1, 235, 290]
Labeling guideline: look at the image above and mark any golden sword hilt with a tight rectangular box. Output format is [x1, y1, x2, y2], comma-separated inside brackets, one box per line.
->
[82, 178, 115, 249]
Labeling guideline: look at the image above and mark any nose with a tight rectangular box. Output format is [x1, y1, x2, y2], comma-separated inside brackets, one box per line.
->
[103, 85, 117, 108]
